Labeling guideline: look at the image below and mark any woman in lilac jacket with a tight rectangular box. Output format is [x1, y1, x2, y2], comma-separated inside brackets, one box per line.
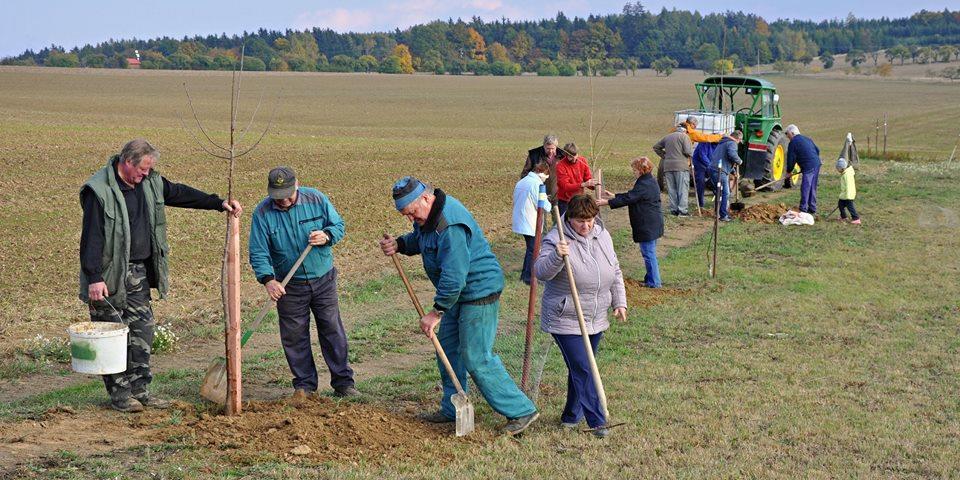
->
[535, 194, 627, 437]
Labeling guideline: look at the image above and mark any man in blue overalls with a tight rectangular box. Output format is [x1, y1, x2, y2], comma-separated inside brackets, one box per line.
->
[379, 176, 538, 436]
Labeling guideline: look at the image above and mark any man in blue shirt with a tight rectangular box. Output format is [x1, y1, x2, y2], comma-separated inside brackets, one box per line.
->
[248, 166, 357, 398]
[785, 124, 822, 214]
[380, 176, 539, 436]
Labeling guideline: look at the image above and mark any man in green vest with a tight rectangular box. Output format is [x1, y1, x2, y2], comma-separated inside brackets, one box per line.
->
[79, 139, 242, 413]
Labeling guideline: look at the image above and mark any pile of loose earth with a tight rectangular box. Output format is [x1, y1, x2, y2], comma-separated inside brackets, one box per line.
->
[163, 395, 454, 464]
[732, 203, 790, 224]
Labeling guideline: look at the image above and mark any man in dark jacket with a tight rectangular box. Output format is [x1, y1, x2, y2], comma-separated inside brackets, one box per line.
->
[520, 134, 561, 202]
[79, 139, 241, 412]
[379, 177, 538, 436]
[709, 131, 744, 222]
[598, 157, 664, 287]
[785, 124, 822, 214]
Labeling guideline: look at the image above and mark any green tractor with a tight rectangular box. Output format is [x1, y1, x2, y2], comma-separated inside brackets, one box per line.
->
[677, 76, 795, 192]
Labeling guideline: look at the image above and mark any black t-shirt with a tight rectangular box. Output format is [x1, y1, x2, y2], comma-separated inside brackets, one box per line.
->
[119, 179, 152, 262]
[79, 162, 225, 284]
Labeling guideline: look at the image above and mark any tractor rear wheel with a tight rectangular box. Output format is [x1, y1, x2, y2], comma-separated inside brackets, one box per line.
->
[756, 130, 789, 191]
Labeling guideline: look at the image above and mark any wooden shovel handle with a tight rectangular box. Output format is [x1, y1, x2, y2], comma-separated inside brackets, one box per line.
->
[241, 244, 313, 347]
[388, 247, 466, 396]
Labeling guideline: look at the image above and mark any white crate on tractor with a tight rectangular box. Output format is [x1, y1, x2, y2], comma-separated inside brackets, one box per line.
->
[673, 110, 734, 135]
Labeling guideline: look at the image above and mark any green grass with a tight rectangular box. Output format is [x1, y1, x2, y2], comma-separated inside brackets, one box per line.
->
[7, 158, 959, 478]
[2, 67, 959, 477]
[1, 68, 959, 349]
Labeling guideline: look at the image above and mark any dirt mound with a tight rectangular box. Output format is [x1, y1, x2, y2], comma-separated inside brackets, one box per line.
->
[623, 278, 690, 308]
[733, 203, 789, 224]
[162, 395, 454, 464]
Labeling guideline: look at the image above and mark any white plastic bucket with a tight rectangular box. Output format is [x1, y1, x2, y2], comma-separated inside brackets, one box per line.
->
[67, 322, 128, 375]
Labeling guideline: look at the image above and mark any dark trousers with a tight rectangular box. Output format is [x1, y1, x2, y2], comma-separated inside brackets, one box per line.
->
[276, 267, 354, 392]
[799, 165, 820, 213]
[694, 163, 708, 208]
[838, 199, 859, 220]
[520, 234, 535, 285]
[89, 262, 155, 403]
[557, 200, 569, 218]
[552, 332, 606, 428]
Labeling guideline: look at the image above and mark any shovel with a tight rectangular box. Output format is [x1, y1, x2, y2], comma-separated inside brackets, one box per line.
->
[200, 244, 313, 405]
[388, 245, 474, 437]
[730, 166, 746, 212]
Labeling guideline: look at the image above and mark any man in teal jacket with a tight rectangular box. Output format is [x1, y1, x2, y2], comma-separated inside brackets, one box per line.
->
[249, 167, 357, 398]
[379, 176, 538, 435]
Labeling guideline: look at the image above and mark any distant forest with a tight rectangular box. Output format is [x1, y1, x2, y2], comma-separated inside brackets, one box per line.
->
[4, 3, 959, 76]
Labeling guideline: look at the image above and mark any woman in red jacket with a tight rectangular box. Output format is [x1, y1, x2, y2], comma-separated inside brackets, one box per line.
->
[555, 143, 596, 216]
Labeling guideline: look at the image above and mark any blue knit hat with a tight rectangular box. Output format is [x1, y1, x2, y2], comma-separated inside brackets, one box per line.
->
[836, 157, 848, 170]
[392, 176, 426, 211]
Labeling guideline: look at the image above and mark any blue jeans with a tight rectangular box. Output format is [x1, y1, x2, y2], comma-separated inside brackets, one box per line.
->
[799, 165, 820, 213]
[436, 300, 536, 420]
[709, 170, 730, 219]
[639, 240, 662, 288]
[553, 332, 606, 428]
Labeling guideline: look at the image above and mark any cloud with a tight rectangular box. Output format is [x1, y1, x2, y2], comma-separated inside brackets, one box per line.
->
[464, 0, 503, 11]
[293, 0, 537, 34]
[294, 8, 376, 32]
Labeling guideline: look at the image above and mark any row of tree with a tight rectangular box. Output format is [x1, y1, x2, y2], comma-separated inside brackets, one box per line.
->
[4, 4, 959, 76]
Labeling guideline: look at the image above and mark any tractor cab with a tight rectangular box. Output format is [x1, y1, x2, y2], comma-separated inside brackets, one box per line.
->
[691, 76, 792, 190]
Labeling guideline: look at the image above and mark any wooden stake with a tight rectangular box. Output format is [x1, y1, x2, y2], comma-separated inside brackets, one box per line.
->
[875, 119, 880, 155]
[883, 113, 887, 158]
[710, 166, 721, 278]
[551, 208, 608, 419]
[521, 188, 546, 391]
[225, 214, 242, 415]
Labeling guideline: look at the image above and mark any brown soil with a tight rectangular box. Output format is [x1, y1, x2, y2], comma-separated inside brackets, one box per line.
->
[733, 203, 790, 224]
[0, 405, 164, 469]
[164, 396, 456, 465]
[623, 278, 691, 308]
[1, 395, 461, 472]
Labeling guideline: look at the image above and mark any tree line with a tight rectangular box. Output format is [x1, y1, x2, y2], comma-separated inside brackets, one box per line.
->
[4, 4, 959, 76]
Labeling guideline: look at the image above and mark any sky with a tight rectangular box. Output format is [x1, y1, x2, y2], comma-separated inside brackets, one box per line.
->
[2, 0, 954, 58]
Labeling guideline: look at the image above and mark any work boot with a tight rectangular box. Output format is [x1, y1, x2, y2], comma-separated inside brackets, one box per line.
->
[291, 389, 310, 402]
[132, 393, 173, 409]
[333, 386, 360, 398]
[111, 397, 145, 413]
[561, 421, 580, 429]
[418, 411, 455, 423]
[592, 427, 610, 438]
[504, 412, 540, 436]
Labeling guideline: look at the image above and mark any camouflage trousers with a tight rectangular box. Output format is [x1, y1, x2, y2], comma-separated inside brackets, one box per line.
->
[89, 262, 155, 403]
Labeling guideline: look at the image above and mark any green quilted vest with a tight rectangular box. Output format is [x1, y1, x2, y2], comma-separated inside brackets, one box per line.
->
[78, 155, 169, 307]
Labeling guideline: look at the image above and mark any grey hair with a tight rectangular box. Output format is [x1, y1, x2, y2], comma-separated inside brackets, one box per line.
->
[731, 130, 744, 139]
[543, 134, 559, 146]
[120, 139, 159, 165]
[785, 124, 800, 136]
[685, 116, 698, 126]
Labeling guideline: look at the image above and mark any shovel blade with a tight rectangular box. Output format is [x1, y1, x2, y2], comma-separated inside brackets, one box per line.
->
[451, 393, 474, 437]
[200, 359, 228, 406]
